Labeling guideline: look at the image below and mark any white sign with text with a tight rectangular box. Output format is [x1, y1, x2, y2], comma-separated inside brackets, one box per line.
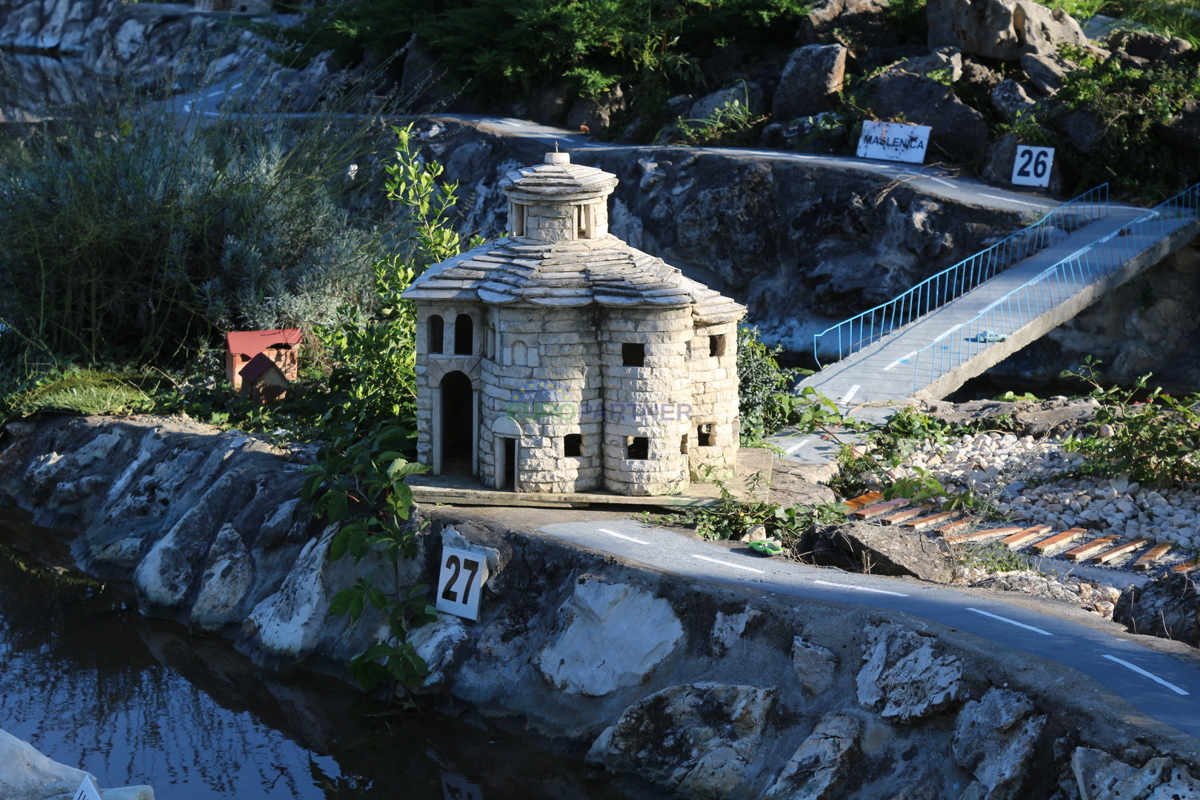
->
[73, 777, 103, 800]
[1011, 145, 1054, 187]
[856, 120, 931, 164]
[436, 547, 489, 621]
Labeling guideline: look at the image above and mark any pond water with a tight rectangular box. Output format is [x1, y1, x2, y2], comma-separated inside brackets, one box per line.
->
[0, 511, 632, 800]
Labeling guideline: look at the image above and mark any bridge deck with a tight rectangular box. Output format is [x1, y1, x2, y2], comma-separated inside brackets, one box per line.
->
[797, 205, 1200, 409]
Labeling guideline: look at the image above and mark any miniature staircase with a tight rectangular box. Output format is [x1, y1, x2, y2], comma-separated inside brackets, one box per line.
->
[801, 185, 1200, 407]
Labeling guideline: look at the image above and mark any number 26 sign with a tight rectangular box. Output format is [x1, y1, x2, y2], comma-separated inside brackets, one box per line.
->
[1011, 145, 1054, 188]
[436, 547, 489, 621]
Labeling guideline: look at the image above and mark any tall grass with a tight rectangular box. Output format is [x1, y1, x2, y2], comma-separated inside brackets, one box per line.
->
[0, 69, 398, 366]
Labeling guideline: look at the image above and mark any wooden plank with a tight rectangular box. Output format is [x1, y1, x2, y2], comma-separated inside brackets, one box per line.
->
[944, 526, 1023, 544]
[936, 517, 975, 535]
[844, 491, 885, 511]
[1171, 556, 1200, 574]
[1091, 539, 1152, 565]
[1133, 542, 1174, 571]
[1002, 525, 1053, 549]
[880, 505, 934, 526]
[1030, 527, 1088, 554]
[903, 511, 960, 531]
[1064, 536, 1120, 562]
[851, 498, 910, 520]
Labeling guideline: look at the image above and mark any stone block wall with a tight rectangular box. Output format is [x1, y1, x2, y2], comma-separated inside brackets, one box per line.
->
[479, 306, 604, 492]
[415, 302, 485, 473]
[686, 320, 741, 478]
[599, 307, 693, 496]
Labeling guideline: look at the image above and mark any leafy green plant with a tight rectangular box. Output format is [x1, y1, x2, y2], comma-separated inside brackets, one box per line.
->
[884, 466, 989, 513]
[669, 83, 769, 146]
[303, 422, 436, 695]
[1060, 356, 1200, 487]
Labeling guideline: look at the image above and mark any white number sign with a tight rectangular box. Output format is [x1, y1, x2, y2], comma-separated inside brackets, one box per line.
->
[856, 120, 931, 164]
[436, 547, 488, 621]
[73, 777, 103, 800]
[1011, 145, 1054, 187]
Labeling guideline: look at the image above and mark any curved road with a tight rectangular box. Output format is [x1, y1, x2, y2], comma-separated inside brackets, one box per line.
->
[173, 73, 1200, 740]
[540, 517, 1200, 741]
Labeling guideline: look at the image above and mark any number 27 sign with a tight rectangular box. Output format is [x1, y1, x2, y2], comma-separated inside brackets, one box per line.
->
[436, 547, 489, 621]
[1011, 144, 1054, 188]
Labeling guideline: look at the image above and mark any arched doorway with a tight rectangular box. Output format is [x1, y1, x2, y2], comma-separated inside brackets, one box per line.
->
[439, 371, 474, 474]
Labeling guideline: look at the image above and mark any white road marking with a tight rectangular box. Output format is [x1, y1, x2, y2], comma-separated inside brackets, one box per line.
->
[929, 177, 956, 188]
[813, 580, 909, 597]
[1103, 655, 1189, 696]
[182, 101, 192, 113]
[598, 528, 649, 545]
[883, 351, 918, 371]
[840, 384, 861, 405]
[980, 193, 1053, 208]
[784, 438, 812, 455]
[933, 323, 964, 343]
[967, 607, 1053, 636]
[693, 555, 765, 574]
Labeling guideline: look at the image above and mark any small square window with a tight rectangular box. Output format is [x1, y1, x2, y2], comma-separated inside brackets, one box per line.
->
[622, 343, 646, 367]
[697, 424, 713, 447]
[627, 436, 649, 460]
[565, 433, 582, 457]
[709, 334, 726, 358]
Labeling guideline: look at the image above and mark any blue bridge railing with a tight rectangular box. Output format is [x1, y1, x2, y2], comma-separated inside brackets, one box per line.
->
[909, 183, 1200, 393]
[812, 183, 1110, 367]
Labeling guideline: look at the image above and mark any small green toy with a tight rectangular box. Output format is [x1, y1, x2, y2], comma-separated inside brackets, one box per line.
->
[748, 540, 783, 556]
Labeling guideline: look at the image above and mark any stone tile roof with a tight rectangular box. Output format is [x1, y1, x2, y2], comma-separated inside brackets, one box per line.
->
[405, 235, 745, 323]
[500, 158, 619, 199]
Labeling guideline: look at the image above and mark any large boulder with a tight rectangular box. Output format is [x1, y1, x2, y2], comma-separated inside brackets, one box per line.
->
[802, 0, 896, 48]
[1072, 747, 1200, 800]
[990, 79, 1038, 123]
[867, 72, 991, 163]
[1021, 53, 1074, 96]
[952, 688, 1048, 800]
[587, 683, 774, 800]
[820, 520, 956, 582]
[535, 578, 683, 696]
[764, 714, 861, 800]
[857, 622, 963, 723]
[1113, 571, 1200, 646]
[1157, 100, 1200, 157]
[1108, 30, 1193, 64]
[688, 81, 765, 123]
[893, 46, 964, 82]
[927, 0, 1089, 60]
[0, 0, 116, 52]
[773, 45, 848, 121]
[0, 729, 93, 800]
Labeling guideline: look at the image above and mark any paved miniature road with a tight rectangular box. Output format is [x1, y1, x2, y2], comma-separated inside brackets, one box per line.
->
[540, 517, 1200, 740]
[163, 73, 1061, 219]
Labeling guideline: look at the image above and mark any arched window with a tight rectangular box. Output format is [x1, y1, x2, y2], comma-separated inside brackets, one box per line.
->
[428, 315, 444, 354]
[512, 340, 528, 366]
[455, 314, 473, 355]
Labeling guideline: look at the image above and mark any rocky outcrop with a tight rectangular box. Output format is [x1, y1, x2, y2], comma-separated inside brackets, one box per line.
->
[587, 683, 775, 799]
[818, 520, 956, 582]
[1114, 572, 1200, 646]
[857, 622, 963, 722]
[772, 44, 847, 121]
[763, 714, 860, 800]
[926, 0, 1089, 60]
[952, 688, 1049, 800]
[1073, 747, 1200, 800]
[867, 72, 991, 162]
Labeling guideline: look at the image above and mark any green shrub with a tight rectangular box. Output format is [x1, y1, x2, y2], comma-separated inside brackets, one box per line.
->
[253, 0, 810, 102]
[0, 96, 387, 365]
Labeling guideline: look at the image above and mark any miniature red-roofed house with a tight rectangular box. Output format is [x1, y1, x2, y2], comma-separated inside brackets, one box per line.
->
[225, 329, 302, 393]
[239, 352, 290, 404]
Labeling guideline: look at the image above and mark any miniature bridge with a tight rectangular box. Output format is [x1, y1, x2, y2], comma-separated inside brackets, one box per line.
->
[797, 183, 1200, 409]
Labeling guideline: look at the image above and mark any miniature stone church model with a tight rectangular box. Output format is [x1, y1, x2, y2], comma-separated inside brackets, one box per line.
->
[403, 152, 745, 496]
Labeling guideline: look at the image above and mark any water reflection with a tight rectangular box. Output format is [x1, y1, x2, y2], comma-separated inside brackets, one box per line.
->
[0, 511, 630, 800]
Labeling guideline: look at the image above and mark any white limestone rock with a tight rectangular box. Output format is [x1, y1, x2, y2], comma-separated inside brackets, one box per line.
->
[764, 714, 860, 800]
[587, 683, 774, 800]
[857, 622, 963, 722]
[711, 606, 755, 655]
[0, 728, 93, 800]
[536, 578, 682, 696]
[1072, 747, 1200, 800]
[792, 636, 837, 695]
[952, 688, 1047, 800]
